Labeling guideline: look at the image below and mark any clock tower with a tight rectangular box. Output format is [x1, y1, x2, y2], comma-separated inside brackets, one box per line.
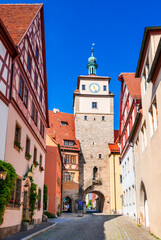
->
[73, 46, 114, 213]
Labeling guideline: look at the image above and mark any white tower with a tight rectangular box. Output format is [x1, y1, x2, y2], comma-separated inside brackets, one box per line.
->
[73, 46, 114, 213]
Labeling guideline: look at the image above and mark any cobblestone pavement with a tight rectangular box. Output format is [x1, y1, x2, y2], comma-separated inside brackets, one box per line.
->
[31, 213, 156, 240]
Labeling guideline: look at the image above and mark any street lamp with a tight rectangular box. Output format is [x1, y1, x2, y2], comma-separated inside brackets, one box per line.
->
[0, 168, 7, 180]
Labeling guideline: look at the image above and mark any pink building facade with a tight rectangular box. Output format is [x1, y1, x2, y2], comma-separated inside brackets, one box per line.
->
[0, 4, 48, 238]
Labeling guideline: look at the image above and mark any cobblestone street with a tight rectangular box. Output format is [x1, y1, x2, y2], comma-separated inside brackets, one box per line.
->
[31, 213, 156, 240]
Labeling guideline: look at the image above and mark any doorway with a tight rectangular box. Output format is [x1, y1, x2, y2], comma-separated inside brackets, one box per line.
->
[63, 197, 72, 212]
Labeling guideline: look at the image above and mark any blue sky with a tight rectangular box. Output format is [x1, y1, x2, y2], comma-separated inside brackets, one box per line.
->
[1, 0, 161, 129]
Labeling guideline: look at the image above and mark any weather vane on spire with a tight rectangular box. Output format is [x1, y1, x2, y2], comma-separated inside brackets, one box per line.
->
[91, 43, 95, 56]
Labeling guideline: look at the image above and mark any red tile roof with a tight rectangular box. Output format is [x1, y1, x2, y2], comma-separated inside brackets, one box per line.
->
[0, 4, 42, 45]
[108, 130, 120, 153]
[47, 111, 80, 151]
[118, 73, 141, 99]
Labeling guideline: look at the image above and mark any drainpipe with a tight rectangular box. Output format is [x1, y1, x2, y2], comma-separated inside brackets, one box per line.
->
[113, 154, 116, 213]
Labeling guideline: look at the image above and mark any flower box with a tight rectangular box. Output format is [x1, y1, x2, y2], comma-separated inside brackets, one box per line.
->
[33, 161, 39, 167]
[14, 141, 23, 151]
[39, 166, 44, 172]
[25, 153, 32, 160]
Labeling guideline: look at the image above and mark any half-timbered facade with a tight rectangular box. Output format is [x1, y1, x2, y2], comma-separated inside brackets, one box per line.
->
[0, 19, 19, 162]
[118, 73, 141, 220]
[131, 27, 161, 237]
[0, 4, 48, 238]
[47, 109, 80, 212]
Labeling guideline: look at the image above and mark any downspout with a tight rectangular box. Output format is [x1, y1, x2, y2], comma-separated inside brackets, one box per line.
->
[113, 154, 117, 213]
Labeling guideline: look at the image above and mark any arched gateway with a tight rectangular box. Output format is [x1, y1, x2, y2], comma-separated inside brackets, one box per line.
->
[83, 186, 105, 212]
[73, 46, 114, 214]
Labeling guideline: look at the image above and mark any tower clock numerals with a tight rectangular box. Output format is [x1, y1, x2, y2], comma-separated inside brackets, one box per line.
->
[89, 83, 100, 93]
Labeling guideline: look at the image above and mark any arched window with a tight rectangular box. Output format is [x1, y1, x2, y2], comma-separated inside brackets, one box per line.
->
[93, 167, 98, 180]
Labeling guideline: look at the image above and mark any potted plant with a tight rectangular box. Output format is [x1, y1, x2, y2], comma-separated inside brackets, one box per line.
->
[25, 152, 32, 160]
[14, 141, 23, 151]
[39, 166, 44, 172]
[14, 199, 21, 207]
[33, 160, 39, 167]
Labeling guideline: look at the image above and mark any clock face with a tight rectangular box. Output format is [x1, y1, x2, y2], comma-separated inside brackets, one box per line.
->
[89, 83, 100, 93]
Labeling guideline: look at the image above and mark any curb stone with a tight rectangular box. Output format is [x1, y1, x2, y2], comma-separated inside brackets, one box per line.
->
[21, 223, 57, 240]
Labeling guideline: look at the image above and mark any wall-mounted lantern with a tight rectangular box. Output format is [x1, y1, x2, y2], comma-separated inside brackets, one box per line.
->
[0, 167, 7, 180]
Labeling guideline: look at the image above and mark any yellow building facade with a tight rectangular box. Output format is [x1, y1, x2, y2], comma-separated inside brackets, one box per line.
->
[109, 131, 123, 214]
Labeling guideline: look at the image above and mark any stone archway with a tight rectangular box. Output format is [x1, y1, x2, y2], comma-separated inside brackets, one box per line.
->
[63, 196, 72, 212]
[83, 186, 105, 212]
[140, 181, 149, 227]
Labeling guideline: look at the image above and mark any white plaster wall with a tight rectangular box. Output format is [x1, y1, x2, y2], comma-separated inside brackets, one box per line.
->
[79, 96, 111, 114]
[0, 100, 8, 160]
[79, 79, 109, 95]
[122, 147, 137, 219]
[0, 40, 6, 59]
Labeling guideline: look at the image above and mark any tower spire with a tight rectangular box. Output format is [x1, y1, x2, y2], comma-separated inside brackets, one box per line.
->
[87, 43, 98, 75]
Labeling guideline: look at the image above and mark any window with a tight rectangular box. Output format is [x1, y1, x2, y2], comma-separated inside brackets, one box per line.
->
[23, 87, 28, 107]
[64, 140, 74, 146]
[84, 116, 87, 120]
[98, 154, 102, 159]
[93, 167, 98, 180]
[119, 157, 121, 165]
[32, 102, 38, 126]
[141, 121, 147, 151]
[103, 85, 107, 91]
[25, 136, 30, 155]
[14, 123, 21, 144]
[129, 187, 131, 205]
[40, 120, 44, 138]
[149, 96, 158, 136]
[65, 155, 75, 164]
[65, 155, 70, 164]
[82, 85, 85, 90]
[33, 147, 37, 162]
[71, 156, 76, 164]
[92, 102, 97, 109]
[127, 157, 129, 173]
[64, 172, 75, 182]
[40, 87, 42, 102]
[120, 175, 122, 183]
[27, 54, 31, 73]
[39, 154, 42, 167]
[19, 77, 24, 98]
[61, 121, 68, 125]
[34, 74, 38, 89]
[35, 45, 39, 61]
[8, 178, 22, 208]
[38, 189, 41, 210]
[102, 116, 105, 121]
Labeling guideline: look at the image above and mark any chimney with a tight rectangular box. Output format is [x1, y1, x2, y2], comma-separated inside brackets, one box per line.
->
[53, 108, 59, 113]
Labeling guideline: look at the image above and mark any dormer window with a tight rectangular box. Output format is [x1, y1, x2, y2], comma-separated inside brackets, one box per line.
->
[82, 85, 85, 90]
[64, 140, 74, 146]
[61, 121, 68, 126]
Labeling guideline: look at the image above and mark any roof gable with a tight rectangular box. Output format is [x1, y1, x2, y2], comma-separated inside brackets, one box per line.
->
[0, 4, 42, 45]
[118, 73, 141, 99]
[48, 111, 80, 151]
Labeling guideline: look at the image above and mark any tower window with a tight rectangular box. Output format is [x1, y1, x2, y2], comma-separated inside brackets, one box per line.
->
[92, 102, 97, 109]
[82, 85, 85, 90]
[84, 116, 87, 120]
[103, 85, 107, 91]
[61, 121, 68, 126]
[102, 116, 105, 121]
[93, 167, 98, 180]
[99, 154, 102, 159]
